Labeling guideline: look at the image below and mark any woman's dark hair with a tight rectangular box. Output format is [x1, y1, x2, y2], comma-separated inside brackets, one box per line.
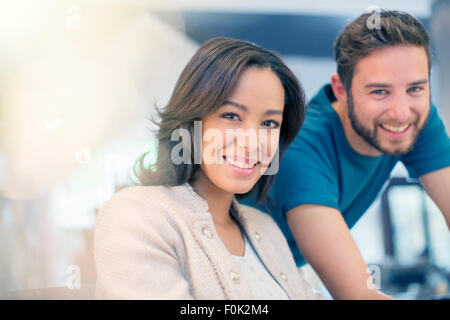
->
[132, 37, 306, 205]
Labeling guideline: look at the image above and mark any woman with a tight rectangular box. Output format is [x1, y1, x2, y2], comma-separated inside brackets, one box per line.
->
[94, 37, 322, 299]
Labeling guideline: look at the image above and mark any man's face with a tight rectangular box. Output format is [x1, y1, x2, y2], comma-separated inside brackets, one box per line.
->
[347, 44, 430, 155]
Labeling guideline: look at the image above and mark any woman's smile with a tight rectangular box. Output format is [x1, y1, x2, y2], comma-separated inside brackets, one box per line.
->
[222, 155, 261, 177]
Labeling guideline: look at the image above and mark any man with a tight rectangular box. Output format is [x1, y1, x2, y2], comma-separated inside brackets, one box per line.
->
[241, 10, 450, 299]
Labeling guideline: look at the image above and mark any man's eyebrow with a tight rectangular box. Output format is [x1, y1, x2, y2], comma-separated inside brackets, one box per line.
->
[364, 83, 393, 89]
[223, 100, 283, 115]
[364, 79, 428, 89]
[408, 79, 428, 86]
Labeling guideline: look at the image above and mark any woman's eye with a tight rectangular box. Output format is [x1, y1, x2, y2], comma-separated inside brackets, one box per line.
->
[262, 120, 280, 128]
[221, 112, 239, 121]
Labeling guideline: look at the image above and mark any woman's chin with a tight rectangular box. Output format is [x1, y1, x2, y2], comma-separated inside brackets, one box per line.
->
[224, 183, 255, 195]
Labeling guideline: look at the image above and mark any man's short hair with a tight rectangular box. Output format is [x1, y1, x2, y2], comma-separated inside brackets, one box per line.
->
[334, 10, 432, 92]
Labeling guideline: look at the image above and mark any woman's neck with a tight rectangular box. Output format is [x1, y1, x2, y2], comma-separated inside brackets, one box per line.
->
[190, 173, 235, 226]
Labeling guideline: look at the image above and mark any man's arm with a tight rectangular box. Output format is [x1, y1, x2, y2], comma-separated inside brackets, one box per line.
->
[287, 204, 392, 300]
[419, 166, 450, 229]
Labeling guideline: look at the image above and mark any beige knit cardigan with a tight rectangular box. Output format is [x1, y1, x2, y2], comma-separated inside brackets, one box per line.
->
[94, 183, 323, 300]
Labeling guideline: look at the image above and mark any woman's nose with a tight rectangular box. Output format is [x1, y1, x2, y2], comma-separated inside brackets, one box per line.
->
[233, 127, 259, 159]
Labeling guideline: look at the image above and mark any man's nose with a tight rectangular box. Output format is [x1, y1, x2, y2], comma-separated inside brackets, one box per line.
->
[387, 94, 411, 123]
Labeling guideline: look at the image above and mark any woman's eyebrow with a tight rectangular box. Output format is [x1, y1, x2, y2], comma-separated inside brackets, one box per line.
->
[223, 100, 248, 111]
[265, 109, 283, 116]
[223, 100, 283, 115]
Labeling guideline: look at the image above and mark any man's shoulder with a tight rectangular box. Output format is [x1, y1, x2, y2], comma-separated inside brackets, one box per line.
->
[288, 98, 341, 162]
[298, 85, 340, 140]
[404, 101, 449, 154]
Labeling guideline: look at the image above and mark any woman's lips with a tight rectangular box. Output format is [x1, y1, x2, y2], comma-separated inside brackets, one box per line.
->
[223, 156, 260, 176]
[223, 156, 258, 167]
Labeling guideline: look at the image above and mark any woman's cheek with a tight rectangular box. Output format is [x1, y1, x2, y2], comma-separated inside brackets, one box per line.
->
[259, 130, 279, 165]
[202, 127, 224, 165]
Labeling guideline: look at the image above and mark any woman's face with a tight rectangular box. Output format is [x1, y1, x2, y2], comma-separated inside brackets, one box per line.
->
[198, 67, 285, 195]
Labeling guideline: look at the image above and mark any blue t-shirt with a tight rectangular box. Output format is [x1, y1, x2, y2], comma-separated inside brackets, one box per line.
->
[241, 83, 450, 267]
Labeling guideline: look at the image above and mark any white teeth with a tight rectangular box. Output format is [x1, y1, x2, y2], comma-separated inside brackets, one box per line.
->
[224, 157, 255, 169]
[380, 123, 410, 133]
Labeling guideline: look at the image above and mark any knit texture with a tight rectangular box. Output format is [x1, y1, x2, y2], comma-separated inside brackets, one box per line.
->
[94, 183, 324, 300]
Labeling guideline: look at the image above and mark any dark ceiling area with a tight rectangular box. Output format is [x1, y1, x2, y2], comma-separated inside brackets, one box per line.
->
[154, 11, 430, 58]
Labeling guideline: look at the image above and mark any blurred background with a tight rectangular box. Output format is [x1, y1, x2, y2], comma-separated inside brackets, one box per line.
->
[0, 0, 449, 299]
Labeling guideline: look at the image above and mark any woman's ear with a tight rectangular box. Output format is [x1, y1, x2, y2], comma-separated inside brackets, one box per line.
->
[330, 74, 348, 106]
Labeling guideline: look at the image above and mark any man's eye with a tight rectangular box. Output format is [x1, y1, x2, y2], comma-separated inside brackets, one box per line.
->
[221, 113, 239, 121]
[371, 89, 388, 95]
[408, 86, 423, 93]
[262, 120, 280, 128]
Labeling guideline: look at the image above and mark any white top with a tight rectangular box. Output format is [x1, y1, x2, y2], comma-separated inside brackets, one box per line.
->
[232, 232, 289, 300]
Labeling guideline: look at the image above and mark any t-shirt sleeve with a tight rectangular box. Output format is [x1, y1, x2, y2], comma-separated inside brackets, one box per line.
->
[401, 102, 450, 178]
[273, 133, 340, 216]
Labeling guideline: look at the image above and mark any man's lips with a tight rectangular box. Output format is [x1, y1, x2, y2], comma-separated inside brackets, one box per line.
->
[379, 123, 412, 133]
[378, 122, 414, 138]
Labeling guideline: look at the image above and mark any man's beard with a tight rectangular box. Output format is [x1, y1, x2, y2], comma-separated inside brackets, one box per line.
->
[346, 91, 427, 155]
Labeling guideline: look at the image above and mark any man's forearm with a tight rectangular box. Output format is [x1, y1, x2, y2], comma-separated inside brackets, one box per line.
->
[420, 167, 450, 230]
[356, 289, 393, 300]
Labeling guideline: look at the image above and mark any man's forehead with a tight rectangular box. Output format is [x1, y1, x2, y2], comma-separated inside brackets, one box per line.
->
[354, 45, 428, 70]
[352, 46, 429, 87]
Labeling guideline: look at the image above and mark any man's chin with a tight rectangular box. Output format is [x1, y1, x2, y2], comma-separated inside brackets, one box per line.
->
[377, 140, 416, 155]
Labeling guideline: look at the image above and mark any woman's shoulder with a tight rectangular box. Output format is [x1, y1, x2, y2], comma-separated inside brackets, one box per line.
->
[95, 185, 194, 248]
[95, 185, 170, 228]
[96, 187, 161, 228]
[97, 183, 206, 223]
[101, 185, 171, 211]
[104, 183, 191, 206]
[236, 203, 282, 234]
